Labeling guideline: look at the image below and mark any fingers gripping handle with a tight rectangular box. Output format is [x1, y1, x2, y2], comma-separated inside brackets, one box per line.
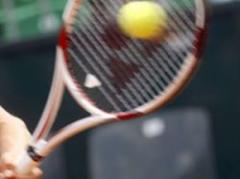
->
[16, 140, 47, 175]
[17, 115, 116, 174]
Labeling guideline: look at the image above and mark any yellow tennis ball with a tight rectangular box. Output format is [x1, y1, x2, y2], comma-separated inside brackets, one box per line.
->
[117, 1, 167, 39]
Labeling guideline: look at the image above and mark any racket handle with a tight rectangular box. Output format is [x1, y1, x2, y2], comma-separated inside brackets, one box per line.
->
[16, 140, 47, 175]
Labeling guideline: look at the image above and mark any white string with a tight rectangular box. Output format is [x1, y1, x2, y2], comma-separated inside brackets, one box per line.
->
[109, 0, 192, 83]
[99, 1, 170, 89]
[169, 0, 195, 29]
[74, 17, 150, 104]
[69, 44, 124, 111]
[72, 26, 146, 108]
[68, 0, 198, 111]
[76, 6, 160, 100]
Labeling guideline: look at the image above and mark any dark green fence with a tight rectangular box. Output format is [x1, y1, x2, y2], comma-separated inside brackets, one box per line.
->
[0, 0, 65, 43]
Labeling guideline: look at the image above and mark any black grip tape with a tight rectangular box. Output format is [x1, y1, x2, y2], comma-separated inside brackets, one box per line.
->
[27, 146, 44, 162]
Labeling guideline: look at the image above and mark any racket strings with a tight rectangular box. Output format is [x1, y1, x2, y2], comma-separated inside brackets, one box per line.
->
[71, 19, 154, 110]
[178, 0, 195, 15]
[110, 0, 196, 81]
[117, 44, 170, 89]
[169, 0, 196, 29]
[111, 0, 182, 83]
[93, 1, 176, 89]
[89, 20, 170, 100]
[113, 0, 196, 71]
[160, 1, 196, 47]
[68, 29, 133, 111]
[68, 48, 125, 111]
[73, 5, 165, 99]
[162, 8, 195, 49]
[73, 29, 150, 106]
[161, 0, 195, 31]
[66, 0, 199, 113]
[70, 30, 143, 111]
[101, 1, 186, 83]
[72, 0, 194, 109]
[103, 0, 193, 84]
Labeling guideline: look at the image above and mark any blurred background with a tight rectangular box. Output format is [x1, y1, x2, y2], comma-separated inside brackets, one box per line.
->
[0, 0, 239, 179]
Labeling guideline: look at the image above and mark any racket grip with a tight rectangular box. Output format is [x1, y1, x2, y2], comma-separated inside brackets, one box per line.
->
[16, 140, 47, 175]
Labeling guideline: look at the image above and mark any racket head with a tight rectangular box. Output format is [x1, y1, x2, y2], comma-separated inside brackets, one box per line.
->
[58, 0, 208, 120]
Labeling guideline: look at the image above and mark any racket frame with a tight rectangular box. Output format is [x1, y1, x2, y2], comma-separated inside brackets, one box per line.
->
[17, 0, 209, 174]
[59, 0, 207, 119]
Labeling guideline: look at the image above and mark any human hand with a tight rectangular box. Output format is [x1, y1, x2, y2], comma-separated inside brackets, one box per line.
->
[0, 106, 42, 179]
[0, 163, 42, 179]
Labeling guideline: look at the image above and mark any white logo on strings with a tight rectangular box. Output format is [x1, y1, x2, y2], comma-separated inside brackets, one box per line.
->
[84, 74, 102, 88]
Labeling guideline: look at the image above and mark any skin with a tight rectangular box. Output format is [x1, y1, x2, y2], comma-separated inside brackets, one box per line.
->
[0, 106, 42, 179]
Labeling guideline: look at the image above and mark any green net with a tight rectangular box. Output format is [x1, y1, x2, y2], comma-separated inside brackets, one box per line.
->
[0, 0, 65, 43]
[0, 0, 195, 44]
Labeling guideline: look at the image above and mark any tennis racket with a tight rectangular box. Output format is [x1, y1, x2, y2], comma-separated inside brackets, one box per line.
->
[17, 0, 208, 174]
